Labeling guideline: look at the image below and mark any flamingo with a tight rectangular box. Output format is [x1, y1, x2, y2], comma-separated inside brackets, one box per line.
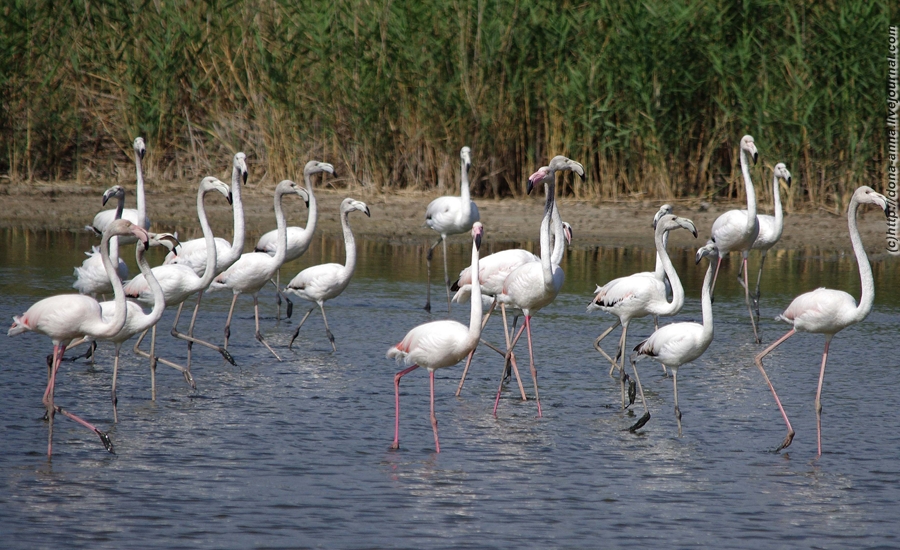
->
[709, 134, 761, 342]
[74, 185, 131, 298]
[283, 198, 370, 352]
[753, 186, 888, 456]
[88, 137, 150, 241]
[207, 180, 310, 361]
[125, 176, 233, 396]
[424, 146, 480, 313]
[94, 232, 179, 422]
[588, 210, 697, 408]
[738, 163, 792, 323]
[255, 160, 335, 318]
[8, 219, 150, 457]
[631, 241, 717, 436]
[389, 222, 484, 453]
[161, 152, 247, 369]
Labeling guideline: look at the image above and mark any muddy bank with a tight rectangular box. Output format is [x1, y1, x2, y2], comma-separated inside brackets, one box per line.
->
[0, 181, 892, 254]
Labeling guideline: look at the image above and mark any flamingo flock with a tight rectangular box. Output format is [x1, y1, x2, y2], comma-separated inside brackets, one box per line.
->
[6, 137, 892, 460]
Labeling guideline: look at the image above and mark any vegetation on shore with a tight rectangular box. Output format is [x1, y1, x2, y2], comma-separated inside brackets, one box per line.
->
[1, 0, 896, 210]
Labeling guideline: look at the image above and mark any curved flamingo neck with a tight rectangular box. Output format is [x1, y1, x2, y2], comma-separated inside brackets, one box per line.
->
[300, 170, 319, 245]
[549, 197, 566, 266]
[197, 186, 219, 288]
[772, 172, 785, 241]
[653, 231, 670, 279]
[134, 240, 167, 330]
[459, 156, 472, 205]
[740, 147, 757, 232]
[699, 258, 715, 340]
[466, 233, 483, 347]
[94, 230, 129, 338]
[539, 182, 555, 288]
[654, 226, 684, 315]
[271, 189, 291, 268]
[135, 150, 146, 229]
[340, 207, 358, 277]
[222, 161, 246, 268]
[110, 192, 125, 265]
[847, 196, 875, 322]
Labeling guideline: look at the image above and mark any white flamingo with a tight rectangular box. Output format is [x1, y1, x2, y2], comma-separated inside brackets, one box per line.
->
[709, 134, 761, 342]
[388, 222, 484, 453]
[74, 185, 131, 298]
[125, 176, 233, 396]
[256, 161, 334, 318]
[208, 180, 310, 361]
[753, 186, 888, 456]
[588, 210, 697, 408]
[8, 219, 150, 457]
[88, 137, 150, 241]
[738, 163, 792, 322]
[631, 241, 717, 436]
[424, 146, 480, 313]
[283, 198, 370, 352]
[95, 232, 179, 422]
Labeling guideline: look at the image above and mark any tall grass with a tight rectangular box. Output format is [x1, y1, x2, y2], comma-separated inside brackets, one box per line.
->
[1, 0, 896, 208]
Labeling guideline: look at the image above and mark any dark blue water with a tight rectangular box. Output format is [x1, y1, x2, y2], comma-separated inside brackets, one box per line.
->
[1, 228, 899, 549]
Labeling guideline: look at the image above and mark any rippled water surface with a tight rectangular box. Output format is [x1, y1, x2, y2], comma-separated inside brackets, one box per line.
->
[2, 228, 899, 548]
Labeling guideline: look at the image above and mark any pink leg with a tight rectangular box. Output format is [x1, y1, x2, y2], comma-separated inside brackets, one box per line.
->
[223, 293, 239, 348]
[710, 256, 724, 300]
[493, 322, 528, 415]
[391, 364, 420, 450]
[524, 316, 542, 418]
[430, 370, 440, 453]
[815, 336, 832, 457]
[455, 300, 497, 396]
[42, 343, 66, 457]
[254, 294, 283, 361]
[754, 329, 796, 451]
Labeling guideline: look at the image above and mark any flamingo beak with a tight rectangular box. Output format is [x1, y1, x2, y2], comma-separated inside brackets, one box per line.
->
[226, 192, 234, 205]
[364, 206, 371, 217]
[242, 170, 248, 185]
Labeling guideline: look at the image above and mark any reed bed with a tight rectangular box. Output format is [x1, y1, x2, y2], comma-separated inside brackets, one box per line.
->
[1, 0, 896, 208]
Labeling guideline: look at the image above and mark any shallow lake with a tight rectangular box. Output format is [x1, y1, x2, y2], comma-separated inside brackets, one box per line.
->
[1, 227, 899, 548]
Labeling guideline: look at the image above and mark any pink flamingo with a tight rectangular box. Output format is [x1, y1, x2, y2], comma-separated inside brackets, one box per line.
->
[8, 219, 150, 457]
[753, 186, 888, 456]
[389, 222, 484, 453]
[74, 186, 131, 298]
[88, 137, 150, 240]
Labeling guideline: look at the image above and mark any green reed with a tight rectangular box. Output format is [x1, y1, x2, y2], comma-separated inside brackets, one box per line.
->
[1, 0, 896, 208]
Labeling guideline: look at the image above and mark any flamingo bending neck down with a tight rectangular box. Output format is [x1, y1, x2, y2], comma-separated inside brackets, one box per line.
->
[88, 137, 150, 240]
[631, 240, 717, 436]
[8, 219, 150, 457]
[256, 160, 335, 319]
[208, 180, 310, 361]
[125, 176, 233, 398]
[709, 134, 761, 342]
[284, 198, 370, 352]
[74, 185, 131, 298]
[753, 186, 887, 456]
[738, 163, 792, 325]
[424, 146, 480, 313]
[389, 222, 484, 453]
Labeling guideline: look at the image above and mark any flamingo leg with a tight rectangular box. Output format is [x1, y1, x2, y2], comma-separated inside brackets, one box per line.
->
[710, 255, 724, 302]
[815, 336, 833, 457]
[184, 290, 204, 372]
[754, 252, 767, 321]
[592, 319, 622, 376]
[753, 328, 796, 451]
[524, 316, 542, 418]
[289, 306, 316, 349]
[271, 271, 294, 320]
[223, 293, 239, 349]
[672, 368, 682, 437]
[743, 253, 761, 343]
[391, 364, 420, 450]
[111, 343, 121, 423]
[134, 325, 197, 392]
[616, 322, 637, 409]
[430, 370, 440, 453]
[424, 236, 442, 312]
[456, 299, 497, 396]
[318, 301, 337, 352]
[493, 319, 529, 415]
[626, 355, 651, 432]
[499, 304, 526, 399]
[441, 237, 452, 314]
[254, 294, 283, 361]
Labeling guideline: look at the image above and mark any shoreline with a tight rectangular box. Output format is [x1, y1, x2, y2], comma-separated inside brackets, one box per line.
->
[0, 181, 891, 254]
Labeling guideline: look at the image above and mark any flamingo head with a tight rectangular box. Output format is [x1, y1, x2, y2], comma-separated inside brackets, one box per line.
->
[341, 198, 371, 217]
[133, 137, 146, 160]
[102, 185, 125, 206]
[696, 239, 718, 264]
[854, 186, 890, 218]
[656, 214, 698, 239]
[548, 155, 585, 181]
[275, 180, 310, 208]
[149, 232, 181, 255]
[741, 135, 758, 165]
[106, 219, 150, 249]
[234, 152, 248, 185]
[460, 147, 472, 171]
[774, 163, 791, 186]
[471, 221, 483, 250]
[527, 166, 552, 194]
[200, 176, 233, 205]
[652, 204, 674, 229]
[305, 160, 337, 179]
[562, 221, 573, 245]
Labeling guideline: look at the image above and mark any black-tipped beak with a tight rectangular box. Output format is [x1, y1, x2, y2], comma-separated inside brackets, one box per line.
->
[139, 148, 145, 160]
[364, 207, 371, 217]
[753, 152, 759, 165]
[227, 192, 234, 205]
[102, 194, 112, 206]
[474, 232, 482, 250]
[526, 179, 535, 195]
[695, 250, 703, 264]
[242, 171, 248, 185]
[787, 176, 792, 186]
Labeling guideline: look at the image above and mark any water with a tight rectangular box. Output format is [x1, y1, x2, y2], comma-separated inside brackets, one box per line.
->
[2, 228, 900, 548]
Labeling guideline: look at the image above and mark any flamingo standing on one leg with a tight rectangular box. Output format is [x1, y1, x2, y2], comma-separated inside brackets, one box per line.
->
[424, 146, 480, 313]
[208, 180, 310, 361]
[738, 163, 792, 324]
[709, 134, 761, 342]
[88, 137, 150, 239]
[125, 177, 233, 397]
[389, 222, 484, 453]
[8, 219, 150, 457]
[284, 198, 370, 352]
[753, 186, 888, 456]
[631, 241, 717, 436]
[255, 160, 335, 318]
